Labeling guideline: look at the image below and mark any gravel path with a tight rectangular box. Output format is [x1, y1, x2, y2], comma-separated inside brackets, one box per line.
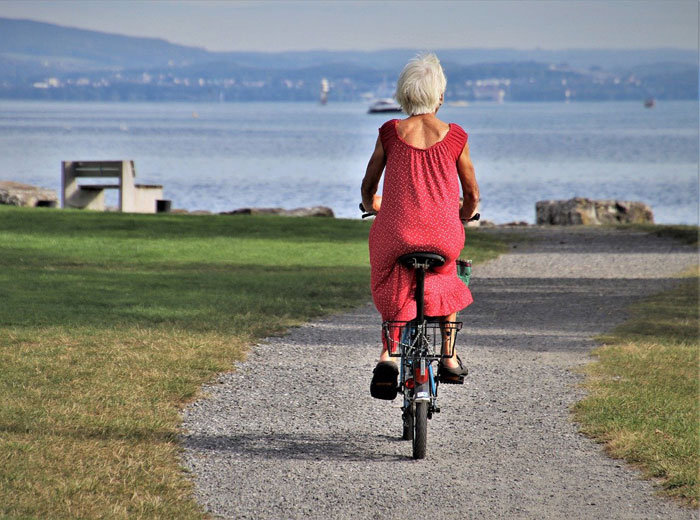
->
[181, 227, 697, 519]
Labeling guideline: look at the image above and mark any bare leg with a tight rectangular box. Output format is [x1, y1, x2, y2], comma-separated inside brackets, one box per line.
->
[378, 344, 392, 363]
[378, 325, 397, 363]
[439, 312, 461, 369]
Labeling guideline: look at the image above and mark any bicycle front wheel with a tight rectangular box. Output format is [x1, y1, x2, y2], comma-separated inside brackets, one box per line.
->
[412, 401, 428, 459]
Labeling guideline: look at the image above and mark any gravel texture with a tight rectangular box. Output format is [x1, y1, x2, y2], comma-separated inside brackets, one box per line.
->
[181, 227, 697, 519]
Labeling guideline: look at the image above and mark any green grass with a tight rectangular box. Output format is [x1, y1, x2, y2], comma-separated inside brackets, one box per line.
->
[574, 264, 700, 507]
[0, 206, 506, 519]
[619, 223, 699, 247]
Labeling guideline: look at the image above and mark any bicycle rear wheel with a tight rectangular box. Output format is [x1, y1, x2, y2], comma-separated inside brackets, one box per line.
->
[412, 401, 428, 459]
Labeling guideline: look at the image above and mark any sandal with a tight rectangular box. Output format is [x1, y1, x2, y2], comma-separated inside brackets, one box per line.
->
[439, 355, 468, 384]
[370, 361, 399, 400]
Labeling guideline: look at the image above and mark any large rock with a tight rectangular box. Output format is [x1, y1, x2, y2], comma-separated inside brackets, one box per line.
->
[536, 198, 654, 225]
[222, 206, 335, 217]
[0, 181, 58, 207]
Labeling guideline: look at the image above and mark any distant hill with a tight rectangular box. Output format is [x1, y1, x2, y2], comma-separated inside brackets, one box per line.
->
[221, 48, 698, 71]
[0, 17, 697, 102]
[0, 18, 212, 70]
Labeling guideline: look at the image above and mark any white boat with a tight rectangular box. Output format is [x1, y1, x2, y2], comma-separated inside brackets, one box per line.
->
[368, 98, 403, 114]
[320, 78, 329, 105]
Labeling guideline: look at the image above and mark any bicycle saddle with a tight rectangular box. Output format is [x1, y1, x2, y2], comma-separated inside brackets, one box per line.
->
[398, 252, 446, 269]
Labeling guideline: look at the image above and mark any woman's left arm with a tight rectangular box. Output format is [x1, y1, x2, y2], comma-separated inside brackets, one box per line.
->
[360, 136, 386, 212]
[457, 142, 480, 221]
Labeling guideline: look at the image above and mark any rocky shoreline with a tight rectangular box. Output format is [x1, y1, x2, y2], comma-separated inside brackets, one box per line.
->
[0, 181, 659, 227]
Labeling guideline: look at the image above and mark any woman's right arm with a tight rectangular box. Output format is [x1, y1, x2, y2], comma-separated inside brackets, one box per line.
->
[360, 136, 386, 212]
[457, 142, 479, 221]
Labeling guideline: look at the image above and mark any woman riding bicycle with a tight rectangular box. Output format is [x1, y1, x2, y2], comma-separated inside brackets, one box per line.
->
[360, 53, 479, 397]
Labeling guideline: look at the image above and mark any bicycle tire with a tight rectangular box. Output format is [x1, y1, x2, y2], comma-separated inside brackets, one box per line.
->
[413, 401, 428, 459]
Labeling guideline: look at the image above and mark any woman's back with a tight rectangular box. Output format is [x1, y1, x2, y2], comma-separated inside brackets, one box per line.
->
[395, 116, 451, 150]
[376, 117, 466, 240]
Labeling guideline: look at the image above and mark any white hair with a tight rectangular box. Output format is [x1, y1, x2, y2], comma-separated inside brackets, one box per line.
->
[394, 53, 447, 116]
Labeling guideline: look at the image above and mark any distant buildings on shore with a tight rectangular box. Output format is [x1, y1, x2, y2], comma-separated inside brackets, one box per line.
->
[4, 63, 694, 103]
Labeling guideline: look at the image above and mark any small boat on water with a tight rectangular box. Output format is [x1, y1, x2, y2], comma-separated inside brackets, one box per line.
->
[644, 98, 655, 108]
[320, 78, 329, 105]
[368, 98, 403, 114]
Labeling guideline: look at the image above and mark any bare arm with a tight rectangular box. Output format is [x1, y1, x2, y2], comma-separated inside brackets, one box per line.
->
[360, 136, 386, 212]
[457, 141, 479, 221]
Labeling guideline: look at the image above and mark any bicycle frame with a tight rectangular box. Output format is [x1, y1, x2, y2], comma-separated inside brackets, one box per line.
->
[390, 319, 446, 420]
[382, 260, 462, 458]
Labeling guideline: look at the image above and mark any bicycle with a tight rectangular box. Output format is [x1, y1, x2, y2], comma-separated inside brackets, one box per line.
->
[361, 203, 478, 459]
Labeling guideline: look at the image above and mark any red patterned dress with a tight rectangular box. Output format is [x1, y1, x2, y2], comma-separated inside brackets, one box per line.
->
[369, 119, 473, 324]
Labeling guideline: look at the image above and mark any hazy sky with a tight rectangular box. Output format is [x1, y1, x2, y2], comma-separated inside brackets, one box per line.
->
[0, 0, 697, 52]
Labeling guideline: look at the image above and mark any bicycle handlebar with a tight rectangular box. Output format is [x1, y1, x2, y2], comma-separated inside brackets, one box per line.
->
[359, 203, 480, 222]
[359, 202, 374, 219]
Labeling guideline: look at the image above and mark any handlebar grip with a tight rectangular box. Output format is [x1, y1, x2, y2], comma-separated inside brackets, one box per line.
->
[359, 202, 375, 219]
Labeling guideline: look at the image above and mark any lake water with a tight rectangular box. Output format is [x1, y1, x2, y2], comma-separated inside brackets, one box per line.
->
[0, 100, 697, 224]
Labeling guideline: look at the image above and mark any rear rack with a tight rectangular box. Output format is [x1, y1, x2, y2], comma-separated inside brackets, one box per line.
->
[383, 320, 462, 360]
